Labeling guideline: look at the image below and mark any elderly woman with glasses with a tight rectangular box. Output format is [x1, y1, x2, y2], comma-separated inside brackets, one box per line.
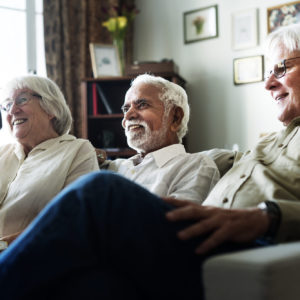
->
[0, 75, 99, 247]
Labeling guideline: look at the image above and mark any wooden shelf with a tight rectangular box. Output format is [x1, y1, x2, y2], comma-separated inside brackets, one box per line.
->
[80, 73, 186, 159]
[88, 114, 123, 119]
[105, 148, 136, 158]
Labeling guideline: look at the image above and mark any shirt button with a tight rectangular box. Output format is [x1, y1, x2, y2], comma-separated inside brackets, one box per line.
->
[278, 143, 283, 148]
[222, 198, 228, 204]
[240, 174, 246, 179]
[131, 170, 135, 174]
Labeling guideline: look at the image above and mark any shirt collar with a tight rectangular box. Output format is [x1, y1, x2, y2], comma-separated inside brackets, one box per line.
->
[140, 144, 186, 168]
[14, 134, 75, 159]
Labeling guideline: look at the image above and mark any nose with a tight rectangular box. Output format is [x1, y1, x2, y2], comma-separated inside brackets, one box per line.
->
[122, 105, 139, 128]
[264, 73, 280, 91]
[8, 101, 23, 116]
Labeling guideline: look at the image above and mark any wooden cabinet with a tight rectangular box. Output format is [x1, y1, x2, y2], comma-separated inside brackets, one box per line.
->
[80, 73, 186, 158]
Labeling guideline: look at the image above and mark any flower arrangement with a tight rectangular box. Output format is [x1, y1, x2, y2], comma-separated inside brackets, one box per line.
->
[193, 16, 205, 35]
[102, 3, 139, 75]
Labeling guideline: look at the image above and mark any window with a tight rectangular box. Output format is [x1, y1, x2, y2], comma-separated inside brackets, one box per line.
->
[0, 0, 46, 89]
[0, 0, 45, 135]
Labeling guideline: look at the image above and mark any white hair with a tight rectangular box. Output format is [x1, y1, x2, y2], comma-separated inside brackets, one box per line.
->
[126, 74, 190, 143]
[265, 23, 300, 57]
[1, 75, 72, 135]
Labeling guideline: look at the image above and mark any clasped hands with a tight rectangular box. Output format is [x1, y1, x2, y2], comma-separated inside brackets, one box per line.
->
[164, 198, 270, 255]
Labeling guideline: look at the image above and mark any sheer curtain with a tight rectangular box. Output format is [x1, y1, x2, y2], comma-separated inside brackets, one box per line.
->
[43, 0, 134, 137]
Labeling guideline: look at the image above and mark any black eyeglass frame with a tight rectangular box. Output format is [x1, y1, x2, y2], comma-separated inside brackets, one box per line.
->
[265, 56, 300, 80]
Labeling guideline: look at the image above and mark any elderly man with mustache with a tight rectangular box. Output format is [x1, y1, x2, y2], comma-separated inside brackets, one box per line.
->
[100, 74, 219, 203]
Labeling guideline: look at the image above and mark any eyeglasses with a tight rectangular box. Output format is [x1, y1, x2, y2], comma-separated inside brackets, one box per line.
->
[265, 56, 300, 80]
[0, 93, 41, 113]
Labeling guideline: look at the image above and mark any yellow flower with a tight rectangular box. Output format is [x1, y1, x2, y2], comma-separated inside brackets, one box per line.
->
[102, 16, 128, 33]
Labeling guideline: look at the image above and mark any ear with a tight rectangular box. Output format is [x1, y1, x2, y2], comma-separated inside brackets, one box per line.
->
[170, 106, 184, 133]
[47, 114, 56, 121]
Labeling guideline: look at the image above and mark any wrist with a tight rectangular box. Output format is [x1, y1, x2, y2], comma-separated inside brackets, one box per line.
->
[258, 201, 281, 242]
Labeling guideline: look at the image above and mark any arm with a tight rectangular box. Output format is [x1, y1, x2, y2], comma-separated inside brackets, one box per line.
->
[64, 141, 99, 187]
[166, 154, 220, 203]
[164, 198, 270, 255]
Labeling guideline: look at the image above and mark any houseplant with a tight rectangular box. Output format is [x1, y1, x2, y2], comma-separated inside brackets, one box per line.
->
[102, 3, 139, 75]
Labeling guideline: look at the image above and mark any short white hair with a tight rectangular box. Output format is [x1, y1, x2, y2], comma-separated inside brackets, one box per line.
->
[265, 23, 300, 57]
[1, 75, 72, 135]
[126, 74, 190, 143]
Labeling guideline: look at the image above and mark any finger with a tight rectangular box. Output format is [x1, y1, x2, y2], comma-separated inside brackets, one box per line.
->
[195, 227, 229, 255]
[177, 218, 216, 240]
[166, 205, 205, 222]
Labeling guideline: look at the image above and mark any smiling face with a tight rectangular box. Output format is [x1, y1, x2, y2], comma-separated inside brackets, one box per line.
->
[4, 88, 58, 154]
[265, 46, 300, 126]
[121, 83, 180, 155]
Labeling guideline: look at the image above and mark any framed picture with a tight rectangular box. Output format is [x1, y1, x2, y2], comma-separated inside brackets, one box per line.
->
[89, 43, 121, 77]
[267, 1, 300, 33]
[233, 55, 264, 85]
[183, 5, 218, 44]
[232, 8, 258, 50]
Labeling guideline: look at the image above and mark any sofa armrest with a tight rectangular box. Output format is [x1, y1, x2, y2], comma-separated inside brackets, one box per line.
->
[203, 242, 300, 300]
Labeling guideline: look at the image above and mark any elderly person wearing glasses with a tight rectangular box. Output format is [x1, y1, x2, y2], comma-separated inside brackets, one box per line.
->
[0, 75, 98, 246]
[1, 24, 300, 300]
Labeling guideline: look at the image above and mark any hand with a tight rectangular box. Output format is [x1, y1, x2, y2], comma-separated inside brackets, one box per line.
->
[95, 148, 107, 164]
[0, 231, 22, 247]
[164, 198, 270, 255]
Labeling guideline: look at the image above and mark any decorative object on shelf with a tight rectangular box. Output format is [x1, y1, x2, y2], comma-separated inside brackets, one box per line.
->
[89, 43, 122, 77]
[102, 3, 139, 75]
[125, 59, 179, 76]
[233, 55, 264, 85]
[183, 5, 218, 44]
[267, 1, 300, 33]
[232, 8, 259, 50]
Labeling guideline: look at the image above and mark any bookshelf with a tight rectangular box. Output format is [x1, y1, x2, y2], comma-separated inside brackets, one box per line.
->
[80, 73, 186, 159]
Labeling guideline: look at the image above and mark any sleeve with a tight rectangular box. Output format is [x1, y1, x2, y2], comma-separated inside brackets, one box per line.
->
[273, 199, 300, 243]
[63, 141, 99, 187]
[201, 148, 243, 177]
[167, 155, 220, 203]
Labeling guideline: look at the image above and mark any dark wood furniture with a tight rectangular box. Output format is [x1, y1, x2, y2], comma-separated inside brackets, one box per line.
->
[80, 73, 185, 158]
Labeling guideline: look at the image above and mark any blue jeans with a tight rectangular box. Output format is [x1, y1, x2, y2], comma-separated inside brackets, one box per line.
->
[0, 171, 204, 299]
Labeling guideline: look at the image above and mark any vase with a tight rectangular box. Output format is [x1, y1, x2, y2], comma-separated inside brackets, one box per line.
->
[113, 38, 125, 76]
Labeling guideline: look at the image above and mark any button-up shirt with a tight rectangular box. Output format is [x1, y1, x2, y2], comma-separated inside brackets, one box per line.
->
[203, 117, 300, 242]
[102, 144, 220, 203]
[0, 134, 99, 237]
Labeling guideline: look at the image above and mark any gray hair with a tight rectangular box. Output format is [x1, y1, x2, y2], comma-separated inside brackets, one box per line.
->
[126, 74, 190, 143]
[1, 75, 72, 135]
[265, 23, 300, 56]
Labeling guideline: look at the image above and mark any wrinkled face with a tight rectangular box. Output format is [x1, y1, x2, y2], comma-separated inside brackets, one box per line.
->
[265, 46, 300, 126]
[121, 83, 176, 155]
[3, 88, 57, 151]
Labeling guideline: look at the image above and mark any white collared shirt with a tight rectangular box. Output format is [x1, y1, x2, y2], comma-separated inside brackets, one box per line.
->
[103, 144, 220, 203]
[0, 134, 99, 237]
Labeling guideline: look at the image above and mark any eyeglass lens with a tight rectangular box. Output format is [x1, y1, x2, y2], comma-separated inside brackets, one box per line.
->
[0, 95, 31, 112]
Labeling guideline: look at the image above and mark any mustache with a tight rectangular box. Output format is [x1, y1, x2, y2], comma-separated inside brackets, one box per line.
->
[124, 120, 149, 132]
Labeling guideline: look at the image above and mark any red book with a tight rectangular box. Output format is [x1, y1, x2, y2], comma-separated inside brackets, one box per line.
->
[92, 83, 98, 115]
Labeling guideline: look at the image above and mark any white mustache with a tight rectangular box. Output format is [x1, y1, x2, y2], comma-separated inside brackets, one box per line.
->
[125, 120, 149, 133]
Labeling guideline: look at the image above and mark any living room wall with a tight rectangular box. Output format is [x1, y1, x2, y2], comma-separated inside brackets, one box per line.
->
[133, 0, 287, 152]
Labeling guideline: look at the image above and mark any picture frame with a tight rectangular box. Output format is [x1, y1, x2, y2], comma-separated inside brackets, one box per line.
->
[232, 8, 258, 50]
[89, 43, 121, 77]
[267, 1, 300, 33]
[183, 5, 218, 44]
[233, 55, 264, 85]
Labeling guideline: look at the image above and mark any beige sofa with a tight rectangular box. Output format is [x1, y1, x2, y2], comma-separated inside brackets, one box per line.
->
[202, 149, 300, 300]
[203, 241, 300, 300]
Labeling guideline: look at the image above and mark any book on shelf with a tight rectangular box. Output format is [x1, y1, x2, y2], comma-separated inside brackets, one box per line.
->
[96, 84, 113, 114]
[92, 82, 98, 115]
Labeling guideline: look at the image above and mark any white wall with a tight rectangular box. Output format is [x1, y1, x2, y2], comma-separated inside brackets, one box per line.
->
[134, 0, 286, 152]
